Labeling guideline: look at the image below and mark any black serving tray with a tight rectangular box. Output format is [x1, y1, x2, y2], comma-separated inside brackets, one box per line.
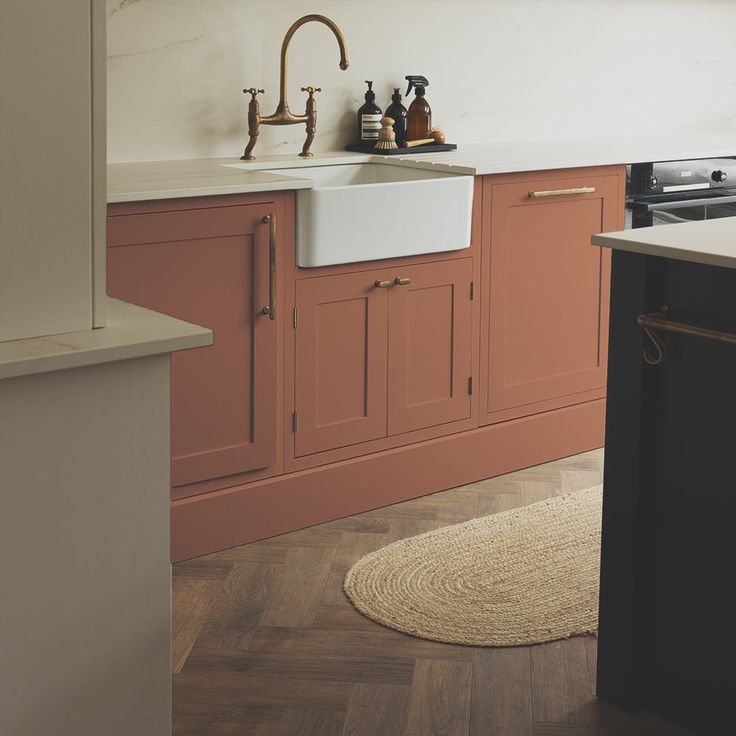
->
[345, 142, 457, 155]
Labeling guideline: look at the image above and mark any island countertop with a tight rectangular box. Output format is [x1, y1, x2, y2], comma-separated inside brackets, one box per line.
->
[108, 129, 736, 204]
[593, 217, 736, 270]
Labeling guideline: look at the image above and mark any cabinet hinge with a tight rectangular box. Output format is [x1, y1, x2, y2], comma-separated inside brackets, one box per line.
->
[292, 411, 298, 433]
[468, 376, 473, 395]
[470, 281, 475, 301]
[293, 307, 298, 329]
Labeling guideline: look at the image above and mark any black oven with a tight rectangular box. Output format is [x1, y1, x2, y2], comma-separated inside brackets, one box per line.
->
[627, 159, 736, 229]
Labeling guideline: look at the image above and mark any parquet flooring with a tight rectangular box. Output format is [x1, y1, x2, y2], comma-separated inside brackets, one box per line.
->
[172, 449, 691, 735]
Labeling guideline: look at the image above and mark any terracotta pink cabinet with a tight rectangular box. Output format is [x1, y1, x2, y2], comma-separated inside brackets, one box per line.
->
[108, 198, 283, 492]
[293, 257, 474, 457]
[293, 268, 389, 457]
[387, 258, 473, 435]
[480, 167, 625, 424]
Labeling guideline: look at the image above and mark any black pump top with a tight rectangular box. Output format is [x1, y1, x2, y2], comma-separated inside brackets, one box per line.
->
[391, 88, 403, 103]
[364, 81, 376, 102]
[405, 75, 429, 97]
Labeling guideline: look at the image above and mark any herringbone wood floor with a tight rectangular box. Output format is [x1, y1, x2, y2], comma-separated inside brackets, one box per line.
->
[172, 449, 691, 736]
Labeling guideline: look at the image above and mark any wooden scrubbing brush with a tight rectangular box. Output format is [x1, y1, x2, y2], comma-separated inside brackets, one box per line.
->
[400, 127, 447, 148]
[429, 127, 446, 144]
[374, 117, 398, 151]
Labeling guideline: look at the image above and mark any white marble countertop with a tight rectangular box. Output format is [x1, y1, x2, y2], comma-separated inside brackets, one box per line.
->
[107, 157, 316, 203]
[593, 218, 736, 270]
[0, 298, 213, 380]
[108, 130, 736, 204]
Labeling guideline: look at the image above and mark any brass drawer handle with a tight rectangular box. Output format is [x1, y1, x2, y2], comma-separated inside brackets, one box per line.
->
[262, 213, 276, 319]
[395, 276, 411, 286]
[528, 186, 596, 198]
[374, 279, 392, 289]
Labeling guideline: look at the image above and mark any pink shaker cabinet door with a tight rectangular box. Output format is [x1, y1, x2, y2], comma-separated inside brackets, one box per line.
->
[482, 170, 622, 423]
[108, 202, 279, 487]
[294, 269, 389, 457]
[387, 258, 473, 435]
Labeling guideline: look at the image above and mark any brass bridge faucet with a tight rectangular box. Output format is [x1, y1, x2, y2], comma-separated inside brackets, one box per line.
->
[241, 14, 349, 160]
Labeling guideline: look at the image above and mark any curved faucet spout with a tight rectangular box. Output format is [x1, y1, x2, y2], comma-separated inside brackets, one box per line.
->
[277, 14, 349, 112]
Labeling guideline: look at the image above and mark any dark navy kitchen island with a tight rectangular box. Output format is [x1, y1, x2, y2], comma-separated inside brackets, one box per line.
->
[593, 219, 736, 736]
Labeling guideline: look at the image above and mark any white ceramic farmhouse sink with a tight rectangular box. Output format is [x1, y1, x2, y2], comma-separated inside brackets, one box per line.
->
[225, 162, 474, 267]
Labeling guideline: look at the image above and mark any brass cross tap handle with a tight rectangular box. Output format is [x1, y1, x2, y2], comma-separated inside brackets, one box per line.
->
[301, 86, 322, 97]
[241, 89, 266, 161]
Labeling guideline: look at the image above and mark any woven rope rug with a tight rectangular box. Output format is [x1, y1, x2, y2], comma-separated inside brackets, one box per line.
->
[344, 486, 602, 646]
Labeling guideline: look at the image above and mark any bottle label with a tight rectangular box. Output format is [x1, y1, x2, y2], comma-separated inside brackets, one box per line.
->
[361, 114, 382, 140]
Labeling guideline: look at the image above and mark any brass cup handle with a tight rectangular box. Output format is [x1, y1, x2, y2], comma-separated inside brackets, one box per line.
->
[262, 214, 276, 319]
[395, 276, 411, 286]
[374, 279, 392, 289]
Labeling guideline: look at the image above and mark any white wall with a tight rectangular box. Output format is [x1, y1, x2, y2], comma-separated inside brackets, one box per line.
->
[107, 0, 736, 162]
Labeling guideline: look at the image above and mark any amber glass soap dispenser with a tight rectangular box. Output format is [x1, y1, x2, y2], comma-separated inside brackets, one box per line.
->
[357, 81, 382, 142]
[405, 75, 431, 141]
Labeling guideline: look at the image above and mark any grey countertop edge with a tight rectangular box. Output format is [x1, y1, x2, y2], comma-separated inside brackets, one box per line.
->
[0, 298, 213, 381]
[592, 219, 736, 271]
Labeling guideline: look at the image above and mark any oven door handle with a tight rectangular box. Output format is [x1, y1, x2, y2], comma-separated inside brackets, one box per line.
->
[628, 193, 736, 213]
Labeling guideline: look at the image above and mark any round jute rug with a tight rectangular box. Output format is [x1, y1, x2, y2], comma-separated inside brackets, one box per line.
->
[343, 486, 602, 647]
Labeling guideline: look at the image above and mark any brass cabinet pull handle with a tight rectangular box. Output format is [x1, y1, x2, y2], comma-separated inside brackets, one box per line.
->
[395, 276, 411, 286]
[374, 279, 392, 289]
[528, 186, 596, 198]
[262, 213, 276, 319]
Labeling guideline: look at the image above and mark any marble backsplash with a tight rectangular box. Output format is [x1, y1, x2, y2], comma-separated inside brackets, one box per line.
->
[107, 0, 736, 163]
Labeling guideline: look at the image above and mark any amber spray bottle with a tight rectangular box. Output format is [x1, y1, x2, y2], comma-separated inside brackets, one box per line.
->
[405, 75, 431, 141]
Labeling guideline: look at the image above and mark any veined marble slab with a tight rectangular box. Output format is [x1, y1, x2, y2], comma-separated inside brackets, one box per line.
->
[108, 130, 736, 203]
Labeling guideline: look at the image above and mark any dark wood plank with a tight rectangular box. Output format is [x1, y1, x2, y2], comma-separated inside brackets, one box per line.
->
[475, 488, 523, 517]
[383, 517, 441, 544]
[171, 576, 222, 674]
[184, 647, 416, 686]
[173, 669, 352, 711]
[247, 625, 472, 663]
[320, 530, 391, 609]
[342, 684, 411, 736]
[405, 659, 472, 736]
[312, 602, 390, 633]
[470, 647, 532, 736]
[322, 515, 393, 534]
[279, 708, 345, 736]
[173, 555, 234, 581]
[173, 701, 282, 736]
[531, 638, 597, 725]
[260, 545, 337, 626]
[195, 562, 277, 651]
[361, 488, 480, 524]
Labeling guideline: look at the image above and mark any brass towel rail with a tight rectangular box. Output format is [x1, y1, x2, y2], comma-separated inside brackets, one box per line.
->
[638, 306, 736, 365]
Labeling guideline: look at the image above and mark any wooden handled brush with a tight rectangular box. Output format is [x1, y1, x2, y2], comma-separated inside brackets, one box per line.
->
[374, 117, 398, 151]
[401, 128, 446, 148]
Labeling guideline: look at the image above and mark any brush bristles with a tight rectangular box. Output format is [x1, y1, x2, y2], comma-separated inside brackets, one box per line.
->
[374, 140, 399, 150]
